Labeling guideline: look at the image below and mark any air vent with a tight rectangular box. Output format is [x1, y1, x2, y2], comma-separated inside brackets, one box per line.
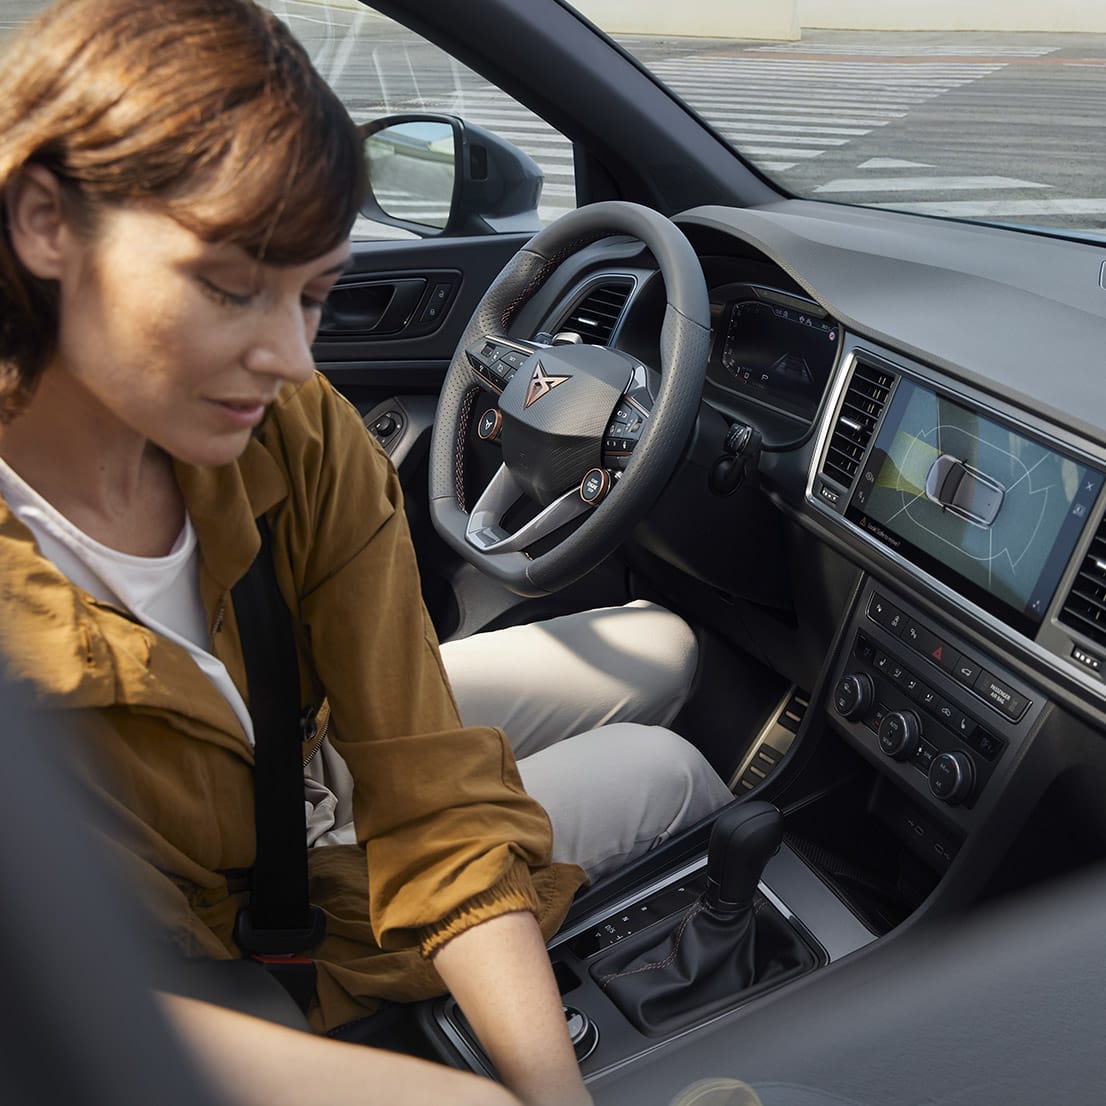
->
[559, 280, 633, 344]
[820, 361, 897, 489]
[1058, 519, 1106, 648]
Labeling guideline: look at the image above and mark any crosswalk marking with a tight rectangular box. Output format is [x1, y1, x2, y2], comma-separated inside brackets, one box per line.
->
[331, 31, 1099, 234]
[749, 43, 1059, 57]
[873, 198, 1106, 217]
[816, 176, 1051, 193]
[858, 158, 934, 169]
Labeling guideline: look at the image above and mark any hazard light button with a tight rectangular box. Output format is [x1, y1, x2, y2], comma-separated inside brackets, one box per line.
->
[899, 619, 961, 676]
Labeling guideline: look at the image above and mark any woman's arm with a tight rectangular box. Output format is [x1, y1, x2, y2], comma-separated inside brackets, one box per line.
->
[432, 910, 593, 1106]
[159, 992, 522, 1106]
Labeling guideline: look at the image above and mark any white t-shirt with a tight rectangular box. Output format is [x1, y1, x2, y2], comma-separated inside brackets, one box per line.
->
[0, 457, 254, 744]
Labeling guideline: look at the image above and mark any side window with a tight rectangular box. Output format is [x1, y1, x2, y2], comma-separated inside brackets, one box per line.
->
[264, 1, 576, 239]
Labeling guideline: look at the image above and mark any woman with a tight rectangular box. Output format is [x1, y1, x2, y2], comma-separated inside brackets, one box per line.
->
[0, 1, 589, 1103]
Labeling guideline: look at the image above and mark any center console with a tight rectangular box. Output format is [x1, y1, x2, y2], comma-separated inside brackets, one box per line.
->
[423, 827, 875, 1078]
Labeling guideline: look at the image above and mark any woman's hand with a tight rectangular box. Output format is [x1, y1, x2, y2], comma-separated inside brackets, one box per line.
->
[432, 910, 593, 1106]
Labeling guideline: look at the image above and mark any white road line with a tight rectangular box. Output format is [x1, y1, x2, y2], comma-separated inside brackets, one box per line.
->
[874, 198, 1106, 216]
[749, 44, 1058, 57]
[677, 106, 902, 123]
[674, 98, 910, 116]
[739, 147, 827, 159]
[858, 158, 934, 169]
[719, 133, 849, 146]
[815, 176, 1052, 193]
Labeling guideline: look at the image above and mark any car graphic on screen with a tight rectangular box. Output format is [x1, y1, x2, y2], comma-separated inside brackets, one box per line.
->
[924, 454, 1006, 529]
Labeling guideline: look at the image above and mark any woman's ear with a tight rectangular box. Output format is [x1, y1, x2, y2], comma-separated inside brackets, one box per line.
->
[4, 165, 72, 281]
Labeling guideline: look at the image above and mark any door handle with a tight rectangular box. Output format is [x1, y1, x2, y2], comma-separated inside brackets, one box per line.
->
[319, 278, 427, 335]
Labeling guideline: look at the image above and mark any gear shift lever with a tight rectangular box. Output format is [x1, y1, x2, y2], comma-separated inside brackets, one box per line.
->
[705, 801, 784, 913]
[593, 800, 811, 1035]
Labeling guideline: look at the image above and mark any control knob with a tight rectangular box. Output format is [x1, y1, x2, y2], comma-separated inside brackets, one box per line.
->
[878, 710, 921, 761]
[563, 1005, 599, 1062]
[929, 751, 974, 805]
[833, 673, 874, 721]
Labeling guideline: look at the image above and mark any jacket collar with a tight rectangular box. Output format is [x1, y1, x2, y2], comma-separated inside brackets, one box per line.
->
[173, 430, 288, 595]
[0, 427, 288, 719]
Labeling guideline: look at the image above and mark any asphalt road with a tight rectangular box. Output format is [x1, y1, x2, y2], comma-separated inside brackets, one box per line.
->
[5, 0, 1106, 235]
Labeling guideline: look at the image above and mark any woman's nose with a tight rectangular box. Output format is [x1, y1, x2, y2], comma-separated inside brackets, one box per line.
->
[243, 303, 316, 384]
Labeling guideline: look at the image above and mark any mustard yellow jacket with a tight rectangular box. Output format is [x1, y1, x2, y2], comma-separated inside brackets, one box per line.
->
[0, 373, 586, 1030]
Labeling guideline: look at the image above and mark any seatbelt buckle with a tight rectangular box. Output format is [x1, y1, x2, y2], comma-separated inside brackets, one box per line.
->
[247, 954, 319, 1016]
[233, 905, 327, 957]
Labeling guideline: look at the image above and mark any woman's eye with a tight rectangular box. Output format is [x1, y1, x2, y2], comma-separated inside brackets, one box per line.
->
[199, 278, 253, 307]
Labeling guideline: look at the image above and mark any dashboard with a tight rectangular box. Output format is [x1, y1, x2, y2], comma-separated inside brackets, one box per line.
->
[674, 203, 1106, 719]
[529, 199, 1106, 876]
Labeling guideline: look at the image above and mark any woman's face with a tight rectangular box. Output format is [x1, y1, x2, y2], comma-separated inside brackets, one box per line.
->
[50, 203, 351, 467]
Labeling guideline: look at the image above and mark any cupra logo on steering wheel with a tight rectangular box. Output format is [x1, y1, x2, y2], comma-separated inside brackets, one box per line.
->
[523, 360, 571, 409]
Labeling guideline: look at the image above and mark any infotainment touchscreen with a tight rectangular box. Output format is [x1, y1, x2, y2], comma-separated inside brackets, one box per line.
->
[845, 376, 1104, 635]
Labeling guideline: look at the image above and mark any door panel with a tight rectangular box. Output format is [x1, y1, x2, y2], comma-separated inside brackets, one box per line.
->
[312, 231, 536, 637]
[313, 232, 531, 410]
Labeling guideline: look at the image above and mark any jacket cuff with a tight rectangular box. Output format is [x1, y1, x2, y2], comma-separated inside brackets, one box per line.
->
[418, 858, 540, 960]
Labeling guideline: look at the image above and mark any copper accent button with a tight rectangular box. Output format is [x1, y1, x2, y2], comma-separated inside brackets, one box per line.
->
[580, 468, 611, 505]
[477, 408, 502, 441]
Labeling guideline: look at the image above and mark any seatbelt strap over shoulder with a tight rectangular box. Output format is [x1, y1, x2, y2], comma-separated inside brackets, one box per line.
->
[231, 513, 326, 961]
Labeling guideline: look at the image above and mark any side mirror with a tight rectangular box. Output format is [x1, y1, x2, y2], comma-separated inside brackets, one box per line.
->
[358, 113, 544, 237]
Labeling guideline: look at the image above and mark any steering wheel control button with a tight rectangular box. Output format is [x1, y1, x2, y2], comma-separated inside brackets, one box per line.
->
[929, 751, 975, 805]
[580, 468, 612, 506]
[833, 673, 874, 721]
[477, 408, 503, 441]
[465, 337, 539, 393]
[878, 710, 921, 761]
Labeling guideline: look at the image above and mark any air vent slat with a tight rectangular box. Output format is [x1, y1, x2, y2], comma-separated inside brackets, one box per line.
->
[560, 280, 633, 344]
[819, 362, 897, 491]
[1059, 514, 1106, 649]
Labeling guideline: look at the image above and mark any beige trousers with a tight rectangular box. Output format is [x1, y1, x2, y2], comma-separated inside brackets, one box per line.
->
[306, 602, 733, 880]
[441, 601, 733, 879]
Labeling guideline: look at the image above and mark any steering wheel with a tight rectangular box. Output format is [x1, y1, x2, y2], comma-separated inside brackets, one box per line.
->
[429, 201, 710, 596]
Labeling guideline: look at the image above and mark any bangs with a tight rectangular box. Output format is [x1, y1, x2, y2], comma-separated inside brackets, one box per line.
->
[164, 81, 365, 265]
[157, 12, 366, 264]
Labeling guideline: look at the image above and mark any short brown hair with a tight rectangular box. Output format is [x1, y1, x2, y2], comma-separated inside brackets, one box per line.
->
[0, 0, 365, 420]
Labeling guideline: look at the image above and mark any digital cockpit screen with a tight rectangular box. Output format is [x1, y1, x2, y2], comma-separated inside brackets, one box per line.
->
[845, 377, 1104, 636]
[716, 297, 838, 418]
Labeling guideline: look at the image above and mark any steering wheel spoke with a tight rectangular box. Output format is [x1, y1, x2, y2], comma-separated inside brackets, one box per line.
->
[466, 464, 593, 554]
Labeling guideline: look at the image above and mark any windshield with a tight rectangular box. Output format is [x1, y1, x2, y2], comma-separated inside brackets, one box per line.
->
[598, 15, 1106, 239]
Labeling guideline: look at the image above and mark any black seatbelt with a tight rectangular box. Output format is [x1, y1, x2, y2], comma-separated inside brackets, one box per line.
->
[230, 514, 326, 978]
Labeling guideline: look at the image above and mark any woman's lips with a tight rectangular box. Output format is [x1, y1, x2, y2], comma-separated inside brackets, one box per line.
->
[209, 398, 269, 427]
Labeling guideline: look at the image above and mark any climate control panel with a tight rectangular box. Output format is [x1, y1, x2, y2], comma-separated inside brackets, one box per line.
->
[830, 583, 1042, 826]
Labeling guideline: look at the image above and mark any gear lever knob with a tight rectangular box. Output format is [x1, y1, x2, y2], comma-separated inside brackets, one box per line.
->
[705, 801, 784, 913]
